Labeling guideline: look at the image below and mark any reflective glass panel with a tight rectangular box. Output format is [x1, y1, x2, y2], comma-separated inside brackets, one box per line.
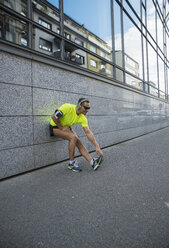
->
[63, 0, 112, 61]
[114, 1, 124, 83]
[144, 82, 149, 93]
[123, 0, 140, 26]
[123, 13, 143, 80]
[63, 41, 113, 77]
[149, 83, 158, 97]
[124, 0, 140, 17]
[32, 26, 60, 56]
[160, 91, 165, 100]
[63, 41, 86, 68]
[158, 0, 164, 12]
[0, 9, 28, 46]
[32, 0, 60, 33]
[114, 1, 122, 64]
[167, 36, 169, 60]
[158, 56, 165, 92]
[148, 43, 158, 88]
[87, 53, 113, 78]
[147, 1, 156, 42]
[143, 37, 148, 82]
[126, 73, 143, 90]
[141, 5, 146, 35]
[46, 0, 59, 9]
[157, 13, 164, 52]
[116, 68, 124, 82]
[0, 0, 27, 16]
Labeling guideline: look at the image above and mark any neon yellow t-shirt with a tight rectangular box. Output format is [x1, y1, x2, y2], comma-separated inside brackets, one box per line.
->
[50, 103, 88, 127]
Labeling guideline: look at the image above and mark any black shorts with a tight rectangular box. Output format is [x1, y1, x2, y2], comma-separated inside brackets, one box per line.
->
[49, 125, 72, 136]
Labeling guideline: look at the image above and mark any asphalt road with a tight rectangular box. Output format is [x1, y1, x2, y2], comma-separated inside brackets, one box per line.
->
[1, 127, 169, 248]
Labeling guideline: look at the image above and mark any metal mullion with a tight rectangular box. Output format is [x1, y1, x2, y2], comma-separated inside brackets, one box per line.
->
[145, 0, 149, 93]
[153, 0, 164, 20]
[125, 0, 142, 22]
[121, 0, 167, 57]
[155, 6, 160, 98]
[59, 0, 64, 60]
[153, 0, 169, 34]
[111, 0, 116, 80]
[116, 0, 165, 64]
[141, 1, 145, 92]
[121, 0, 125, 84]
[165, 63, 169, 100]
[27, 0, 32, 49]
[163, 0, 168, 99]
[0, 4, 123, 72]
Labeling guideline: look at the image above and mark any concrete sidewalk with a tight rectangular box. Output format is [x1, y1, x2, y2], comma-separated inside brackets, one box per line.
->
[1, 127, 169, 248]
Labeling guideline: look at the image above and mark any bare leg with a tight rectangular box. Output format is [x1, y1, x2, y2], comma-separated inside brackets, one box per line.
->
[68, 135, 78, 161]
[76, 138, 92, 162]
[53, 128, 92, 162]
[53, 128, 77, 161]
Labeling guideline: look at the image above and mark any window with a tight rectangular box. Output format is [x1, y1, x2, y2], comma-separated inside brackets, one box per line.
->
[39, 18, 51, 30]
[21, 37, 27, 46]
[75, 54, 85, 64]
[106, 68, 111, 74]
[39, 38, 52, 52]
[90, 59, 97, 68]
[64, 32, 71, 40]
[101, 64, 106, 70]
[75, 38, 84, 47]
[100, 50, 106, 58]
[2, 0, 27, 16]
[0, 10, 28, 46]
[125, 56, 136, 68]
[90, 45, 97, 53]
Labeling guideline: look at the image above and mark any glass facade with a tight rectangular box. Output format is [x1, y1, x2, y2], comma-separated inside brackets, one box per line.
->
[0, 0, 168, 99]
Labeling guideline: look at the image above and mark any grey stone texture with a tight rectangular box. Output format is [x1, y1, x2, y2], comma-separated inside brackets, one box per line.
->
[0, 83, 32, 116]
[1, 128, 169, 248]
[0, 52, 32, 86]
[1, 51, 169, 179]
[0, 117, 33, 150]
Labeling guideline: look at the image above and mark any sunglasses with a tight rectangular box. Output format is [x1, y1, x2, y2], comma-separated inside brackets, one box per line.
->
[83, 105, 90, 110]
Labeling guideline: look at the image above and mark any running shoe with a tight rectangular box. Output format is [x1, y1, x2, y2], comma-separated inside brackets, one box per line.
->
[67, 161, 82, 172]
[92, 155, 104, 171]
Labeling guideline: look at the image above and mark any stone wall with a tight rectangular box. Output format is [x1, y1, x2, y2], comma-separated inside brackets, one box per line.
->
[1, 51, 169, 179]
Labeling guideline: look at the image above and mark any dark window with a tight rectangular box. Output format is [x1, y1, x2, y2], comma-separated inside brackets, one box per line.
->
[64, 31, 71, 40]
[75, 38, 84, 47]
[75, 53, 85, 64]
[39, 38, 52, 52]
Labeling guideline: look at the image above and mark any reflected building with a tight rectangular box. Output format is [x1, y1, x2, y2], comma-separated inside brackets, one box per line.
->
[31, 0, 112, 76]
[0, 0, 168, 97]
[115, 50, 142, 89]
[87, 31, 112, 77]
[0, 0, 27, 46]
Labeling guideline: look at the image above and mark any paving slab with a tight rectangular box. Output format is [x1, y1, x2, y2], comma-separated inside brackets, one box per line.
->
[1, 127, 169, 248]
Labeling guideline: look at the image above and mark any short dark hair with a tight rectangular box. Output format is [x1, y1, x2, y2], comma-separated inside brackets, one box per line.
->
[78, 98, 90, 105]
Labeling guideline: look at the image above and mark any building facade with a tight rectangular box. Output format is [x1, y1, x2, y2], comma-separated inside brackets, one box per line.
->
[0, 0, 169, 179]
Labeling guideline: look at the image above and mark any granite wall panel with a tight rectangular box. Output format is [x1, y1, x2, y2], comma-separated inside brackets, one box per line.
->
[0, 117, 33, 150]
[0, 52, 32, 86]
[0, 83, 32, 116]
[1, 52, 169, 179]
[0, 146, 34, 179]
